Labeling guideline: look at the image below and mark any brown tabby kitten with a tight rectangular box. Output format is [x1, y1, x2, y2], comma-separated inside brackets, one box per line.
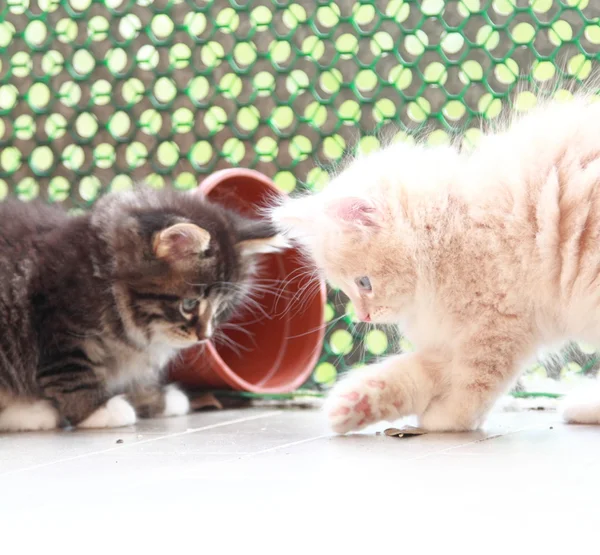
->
[0, 187, 286, 431]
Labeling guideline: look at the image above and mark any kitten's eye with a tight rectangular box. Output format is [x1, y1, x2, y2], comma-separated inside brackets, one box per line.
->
[181, 298, 199, 313]
[355, 276, 372, 292]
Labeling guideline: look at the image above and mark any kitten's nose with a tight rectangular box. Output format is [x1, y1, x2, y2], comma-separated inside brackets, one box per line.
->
[357, 309, 371, 322]
[195, 322, 212, 341]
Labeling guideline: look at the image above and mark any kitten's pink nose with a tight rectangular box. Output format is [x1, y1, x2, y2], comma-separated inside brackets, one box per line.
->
[358, 311, 371, 322]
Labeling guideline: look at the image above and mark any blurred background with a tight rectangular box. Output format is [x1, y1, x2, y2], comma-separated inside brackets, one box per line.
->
[0, 0, 598, 393]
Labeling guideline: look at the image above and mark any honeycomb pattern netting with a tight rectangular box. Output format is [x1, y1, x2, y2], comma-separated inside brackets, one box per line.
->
[0, 0, 599, 391]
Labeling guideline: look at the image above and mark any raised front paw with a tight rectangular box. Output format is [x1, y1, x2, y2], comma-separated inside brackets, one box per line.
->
[324, 372, 404, 434]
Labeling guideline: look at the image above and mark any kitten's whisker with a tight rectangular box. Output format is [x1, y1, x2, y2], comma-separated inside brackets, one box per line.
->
[213, 330, 253, 356]
[180, 341, 207, 367]
[285, 312, 348, 340]
[238, 297, 272, 321]
[235, 295, 272, 320]
[286, 275, 322, 317]
[275, 269, 321, 317]
[219, 322, 255, 340]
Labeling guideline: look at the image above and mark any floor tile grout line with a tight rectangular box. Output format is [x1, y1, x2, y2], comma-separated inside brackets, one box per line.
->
[226, 434, 331, 462]
[0, 411, 281, 477]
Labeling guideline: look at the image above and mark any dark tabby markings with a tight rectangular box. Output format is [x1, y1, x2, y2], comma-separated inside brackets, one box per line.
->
[129, 290, 181, 303]
[0, 188, 278, 429]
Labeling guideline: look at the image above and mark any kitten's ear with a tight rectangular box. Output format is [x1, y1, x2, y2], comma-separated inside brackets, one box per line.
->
[325, 197, 379, 228]
[269, 196, 315, 241]
[236, 218, 290, 257]
[153, 223, 211, 260]
[237, 234, 290, 257]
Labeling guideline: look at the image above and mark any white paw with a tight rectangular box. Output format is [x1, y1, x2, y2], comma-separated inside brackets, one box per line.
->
[324, 372, 402, 434]
[162, 385, 190, 417]
[562, 391, 600, 424]
[78, 396, 137, 429]
[0, 400, 59, 432]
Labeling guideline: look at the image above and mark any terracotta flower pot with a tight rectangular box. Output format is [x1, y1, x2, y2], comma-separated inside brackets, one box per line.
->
[169, 169, 326, 393]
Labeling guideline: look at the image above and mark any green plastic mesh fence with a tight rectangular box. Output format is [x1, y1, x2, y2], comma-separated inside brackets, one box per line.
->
[0, 0, 599, 392]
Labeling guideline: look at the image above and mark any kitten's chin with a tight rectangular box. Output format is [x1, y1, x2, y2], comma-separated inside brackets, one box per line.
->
[177, 338, 211, 349]
[158, 333, 204, 350]
[371, 317, 399, 325]
[369, 310, 401, 325]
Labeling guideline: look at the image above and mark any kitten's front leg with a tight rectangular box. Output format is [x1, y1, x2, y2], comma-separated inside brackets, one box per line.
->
[325, 352, 440, 434]
[39, 361, 136, 429]
[419, 329, 529, 432]
[126, 383, 190, 419]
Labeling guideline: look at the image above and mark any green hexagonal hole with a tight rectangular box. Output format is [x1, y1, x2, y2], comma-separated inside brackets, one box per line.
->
[14, 114, 35, 140]
[153, 77, 177, 105]
[190, 141, 213, 169]
[270, 106, 295, 131]
[274, 171, 296, 194]
[250, 6, 272, 29]
[289, 135, 312, 162]
[304, 102, 328, 128]
[255, 137, 279, 162]
[1, 147, 21, 173]
[222, 138, 245, 165]
[313, 362, 337, 385]
[0, 87, 13, 115]
[16, 178, 39, 202]
[108, 111, 131, 139]
[94, 143, 116, 169]
[323, 135, 346, 159]
[48, 176, 70, 202]
[305, 167, 330, 192]
[126, 142, 148, 169]
[45, 114, 67, 140]
[156, 141, 179, 169]
[62, 145, 85, 171]
[76, 112, 99, 140]
[188, 76, 210, 105]
[151, 14, 174, 40]
[329, 329, 353, 356]
[170, 43, 191, 69]
[172, 108, 194, 134]
[204, 106, 227, 134]
[233, 42, 257, 67]
[201, 42, 225, 68]
[219, 73, 242, 99]
[337, 100, 361, 123]
[139, 109, 162, 136]
[365, 330, 388, 355]
[79, 176, 102, 202]
[237, 106, 260, 132]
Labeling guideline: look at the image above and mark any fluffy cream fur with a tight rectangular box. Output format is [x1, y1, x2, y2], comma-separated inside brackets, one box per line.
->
[272, 93, 600, 433]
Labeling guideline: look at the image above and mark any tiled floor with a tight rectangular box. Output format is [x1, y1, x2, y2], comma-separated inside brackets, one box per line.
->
[1, 406, 598, 552]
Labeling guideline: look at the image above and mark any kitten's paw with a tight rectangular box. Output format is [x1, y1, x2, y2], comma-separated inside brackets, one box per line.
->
[562, 391, 600, 424]
[78, 396, 137, 429]
[0, 400, 59, 432]
[418, 407, 481, 432]
[325, 373, 403, 434]
[162, 385, 190, 417]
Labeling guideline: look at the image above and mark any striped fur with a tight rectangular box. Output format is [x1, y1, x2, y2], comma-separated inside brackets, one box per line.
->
[0, 186, 281, 430]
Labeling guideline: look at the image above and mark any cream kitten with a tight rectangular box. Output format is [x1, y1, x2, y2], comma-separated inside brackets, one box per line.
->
[271, 93, 600, 433]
